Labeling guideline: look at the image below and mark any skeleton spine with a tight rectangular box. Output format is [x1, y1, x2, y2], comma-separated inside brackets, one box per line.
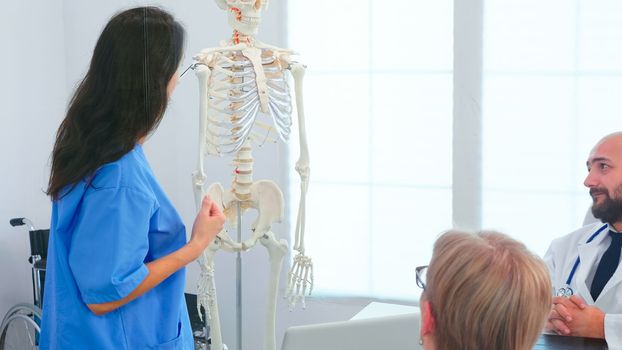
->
[232, 139, 253, 200]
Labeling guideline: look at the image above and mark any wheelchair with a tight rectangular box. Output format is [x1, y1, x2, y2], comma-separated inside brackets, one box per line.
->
[0, 218, 48, 350]
[0, 218, 211, 349]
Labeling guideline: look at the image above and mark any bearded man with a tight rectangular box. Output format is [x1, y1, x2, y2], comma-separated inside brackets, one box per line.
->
[545, 132, 622, 348]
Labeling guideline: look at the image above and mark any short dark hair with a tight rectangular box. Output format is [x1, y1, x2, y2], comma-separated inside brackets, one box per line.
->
[48, 7, 185, 199]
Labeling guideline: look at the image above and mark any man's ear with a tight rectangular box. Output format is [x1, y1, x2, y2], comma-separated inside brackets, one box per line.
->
[420, 300, 436, 336]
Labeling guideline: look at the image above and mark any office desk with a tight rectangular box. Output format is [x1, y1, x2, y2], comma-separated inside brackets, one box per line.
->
[534, 334, 608, 350]
[348, 303, 609, 350]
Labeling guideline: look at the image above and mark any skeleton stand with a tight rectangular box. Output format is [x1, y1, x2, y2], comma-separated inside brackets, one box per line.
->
[235, 202, 242, 350]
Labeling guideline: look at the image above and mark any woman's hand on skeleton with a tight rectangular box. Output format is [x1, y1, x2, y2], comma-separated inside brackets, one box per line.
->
[189, 196, 225, 257]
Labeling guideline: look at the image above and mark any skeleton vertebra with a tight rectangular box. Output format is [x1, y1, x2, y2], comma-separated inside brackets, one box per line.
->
[191, 1, 312, 350]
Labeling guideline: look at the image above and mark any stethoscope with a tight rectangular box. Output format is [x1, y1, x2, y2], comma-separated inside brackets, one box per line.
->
[556, 223, 608, 297]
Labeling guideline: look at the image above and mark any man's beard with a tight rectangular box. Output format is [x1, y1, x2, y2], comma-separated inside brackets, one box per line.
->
[591, 184, 622, 224]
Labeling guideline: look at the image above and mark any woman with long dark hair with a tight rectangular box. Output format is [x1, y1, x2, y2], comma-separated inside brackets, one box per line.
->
[40, 7, 223, 349]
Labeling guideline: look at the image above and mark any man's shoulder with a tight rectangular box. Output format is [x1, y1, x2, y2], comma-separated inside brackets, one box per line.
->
[552, 222, 607, 247]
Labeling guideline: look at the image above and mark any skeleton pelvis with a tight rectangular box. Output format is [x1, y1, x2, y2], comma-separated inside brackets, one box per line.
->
[206, 179, 284, 249]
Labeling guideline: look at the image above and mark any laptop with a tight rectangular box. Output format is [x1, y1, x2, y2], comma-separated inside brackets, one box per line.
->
[532, 334, 608, 350]
[281, 312, 422, 350]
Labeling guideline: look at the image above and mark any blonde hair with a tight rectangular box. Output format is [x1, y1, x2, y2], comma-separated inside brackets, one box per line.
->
[425, 230, 552, 350]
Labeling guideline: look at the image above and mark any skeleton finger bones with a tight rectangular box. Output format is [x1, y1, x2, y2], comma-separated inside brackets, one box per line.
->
[286, 252, 314, 310]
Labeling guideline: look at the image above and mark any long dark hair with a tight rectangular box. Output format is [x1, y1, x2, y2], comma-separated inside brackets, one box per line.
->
[48, 7, 185, 199]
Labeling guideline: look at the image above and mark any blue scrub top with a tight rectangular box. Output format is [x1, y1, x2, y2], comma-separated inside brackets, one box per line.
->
[40, 145, 194, 350]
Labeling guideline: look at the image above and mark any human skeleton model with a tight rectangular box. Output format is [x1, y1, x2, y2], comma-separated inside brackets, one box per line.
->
[190, 1, 312, 349]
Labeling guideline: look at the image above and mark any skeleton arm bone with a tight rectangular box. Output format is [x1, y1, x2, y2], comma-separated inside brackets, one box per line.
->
[287, 61, 311, 253]
[192, 64, 212, 211]
[260, 232, 288, 350]
[282, 60, 314, 310]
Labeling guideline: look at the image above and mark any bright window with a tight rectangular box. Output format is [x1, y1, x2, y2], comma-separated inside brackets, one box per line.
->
[481, 0, 622, 256]
[288, 0, 453, 300]
[288, 0, 622, 301]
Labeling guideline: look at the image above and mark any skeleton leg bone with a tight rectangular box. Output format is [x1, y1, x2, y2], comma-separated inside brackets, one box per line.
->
[195, 182, 243, 350]
[260, 231, 288, 350]
[197, 239, 225, 350]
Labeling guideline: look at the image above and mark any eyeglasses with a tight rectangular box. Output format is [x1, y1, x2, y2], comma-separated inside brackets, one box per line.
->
[179, 63, 196, 78]
[416, 265, 428, 290]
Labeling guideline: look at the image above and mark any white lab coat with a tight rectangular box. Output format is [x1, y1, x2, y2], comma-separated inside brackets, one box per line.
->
[544, 222, 622, 349]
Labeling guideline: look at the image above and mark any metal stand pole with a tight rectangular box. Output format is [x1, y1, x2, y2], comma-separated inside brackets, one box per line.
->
[236, 201, 242, 350]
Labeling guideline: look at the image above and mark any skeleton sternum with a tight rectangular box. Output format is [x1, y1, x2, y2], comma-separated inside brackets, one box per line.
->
[241, 47, 269, 113]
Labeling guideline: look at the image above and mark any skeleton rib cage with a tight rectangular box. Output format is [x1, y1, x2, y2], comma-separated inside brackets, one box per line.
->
[204, 49, 293, 156]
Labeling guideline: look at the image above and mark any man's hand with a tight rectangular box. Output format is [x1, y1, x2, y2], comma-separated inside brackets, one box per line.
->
[546, 295, 605, 339]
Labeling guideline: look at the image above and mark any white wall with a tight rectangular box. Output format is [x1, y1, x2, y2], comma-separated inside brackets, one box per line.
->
[1, 1, 367, 349]
[0, 0, 67, 318]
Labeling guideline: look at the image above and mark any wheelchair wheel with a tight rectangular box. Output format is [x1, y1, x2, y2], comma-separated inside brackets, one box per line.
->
[0, 303, 42, 350]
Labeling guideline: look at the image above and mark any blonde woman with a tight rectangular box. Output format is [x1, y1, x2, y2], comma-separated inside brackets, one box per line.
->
[416, 230, 552, 350]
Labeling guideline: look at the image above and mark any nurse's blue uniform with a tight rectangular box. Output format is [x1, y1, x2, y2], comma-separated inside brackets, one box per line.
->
[40, 145, 194, 350]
